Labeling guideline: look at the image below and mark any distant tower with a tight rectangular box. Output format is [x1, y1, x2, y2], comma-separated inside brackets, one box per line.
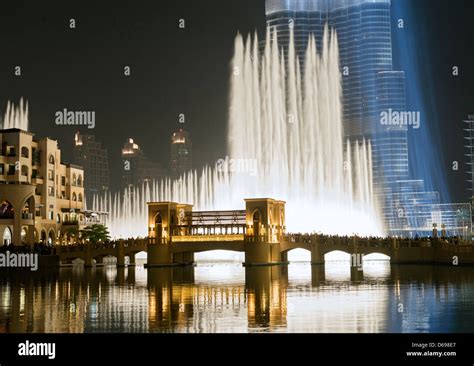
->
[170, 128, 192, 179]
[264, 0, 444, 237]
[464, 114, 474, 220]
[121, 138, 166, 189]
[73, 132, 109, 206]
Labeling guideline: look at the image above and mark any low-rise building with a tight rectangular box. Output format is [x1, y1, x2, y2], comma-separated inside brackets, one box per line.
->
[0, 128, 99, 246]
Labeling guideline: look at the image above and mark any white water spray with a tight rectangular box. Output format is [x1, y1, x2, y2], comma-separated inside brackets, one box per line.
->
[95, 27, 384, 238]
[2, 98, 29, 131]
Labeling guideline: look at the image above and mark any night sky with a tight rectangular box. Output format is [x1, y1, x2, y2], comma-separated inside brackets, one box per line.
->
[0, 0, 472, 201]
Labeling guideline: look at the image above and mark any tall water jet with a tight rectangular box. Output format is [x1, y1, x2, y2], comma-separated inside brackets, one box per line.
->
[95, 27, 384, 238]
[2, 98, 29, 131]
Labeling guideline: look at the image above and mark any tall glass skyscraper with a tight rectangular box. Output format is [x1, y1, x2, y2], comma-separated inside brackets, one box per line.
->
[265, 0, 445, 236]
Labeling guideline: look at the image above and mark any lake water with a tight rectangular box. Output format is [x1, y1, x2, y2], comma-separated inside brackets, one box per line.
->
[1, 260, 473, 333]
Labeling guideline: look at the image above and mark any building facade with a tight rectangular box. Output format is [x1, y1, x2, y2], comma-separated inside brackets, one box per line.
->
[121, 138, 166, 189]
[170, 128, 192, 180]
[265, 0, 442, 236]
[0, 128, 99, 246]
[464, 114, 474, 232]
[73, 132, 110, 207]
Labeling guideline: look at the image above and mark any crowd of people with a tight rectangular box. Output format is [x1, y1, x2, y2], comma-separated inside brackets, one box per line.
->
[0, 232, 468, 255]
[0, 243, 56, 254]
[287, 232, 469, 246]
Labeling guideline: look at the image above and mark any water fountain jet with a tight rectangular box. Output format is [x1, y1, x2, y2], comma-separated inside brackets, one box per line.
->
[95, 27, 384, 239]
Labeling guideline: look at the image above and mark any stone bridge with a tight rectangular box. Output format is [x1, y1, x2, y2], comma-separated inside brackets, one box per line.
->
[57, 239, 147, 267]
[51, 198, 474, 268]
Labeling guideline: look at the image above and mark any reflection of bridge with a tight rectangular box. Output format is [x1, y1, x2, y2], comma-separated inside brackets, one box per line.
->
[54, 198, 474, 268]
[4, 263, 474, 332]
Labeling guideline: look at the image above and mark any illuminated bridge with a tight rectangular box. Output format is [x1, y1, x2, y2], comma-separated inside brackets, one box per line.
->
[55, 198, 474, 268]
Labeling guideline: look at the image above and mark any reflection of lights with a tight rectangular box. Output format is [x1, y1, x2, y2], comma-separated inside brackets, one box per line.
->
[149, 295, 156, 321]
[20, 288, 25, 314]
[2, 284, 10, 307]
[89, 302, 98, 319]
[74, 132, 82, 146]
[161, 288, 169, 312]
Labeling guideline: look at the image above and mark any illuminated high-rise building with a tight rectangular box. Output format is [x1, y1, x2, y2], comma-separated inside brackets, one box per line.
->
[121, 138, 166, 189]
[265, 0, 443, 236]
[464, 114, 474, 227]
[170, 129, 192, 180]
[73, 132, 109, 207]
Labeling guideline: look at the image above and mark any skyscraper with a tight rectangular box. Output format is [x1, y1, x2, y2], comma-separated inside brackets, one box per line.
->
[73, 132, 109, 207]
[464, 114, 474, 223]
[121, 138, 166, 189]
[265, 0, 439, 235]
[170, 128, 192, 179]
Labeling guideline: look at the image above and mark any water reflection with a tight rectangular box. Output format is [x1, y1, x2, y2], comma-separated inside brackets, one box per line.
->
[148, 267, 195, 332]
[246, 267, 288, 331]
[0, 261, 473, 333]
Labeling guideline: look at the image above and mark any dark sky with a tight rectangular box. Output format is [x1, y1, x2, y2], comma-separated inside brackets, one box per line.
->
[0, 0, 472, 202]
[0, 0, 266, 191]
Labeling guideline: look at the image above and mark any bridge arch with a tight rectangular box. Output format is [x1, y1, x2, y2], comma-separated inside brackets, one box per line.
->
[282, 247, 311, 262]
[125, 249, 146, 265]
[154, 212, 163, 240]
[324, 250, 352, 261]
[251, 209, 262, 236]
[363, 253, 391, 261]
[194, 249, 244, 262]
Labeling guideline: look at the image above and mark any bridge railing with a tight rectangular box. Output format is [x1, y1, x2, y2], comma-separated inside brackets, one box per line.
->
[244, 235, 282, 243]
[122, 239, 147, 248]
[172, 234, 244, 243]
[282, 234, 438, 249]
[56, 244, 86, 254]
[284, 234, 328, 244]
[56, 240, 147, 254]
